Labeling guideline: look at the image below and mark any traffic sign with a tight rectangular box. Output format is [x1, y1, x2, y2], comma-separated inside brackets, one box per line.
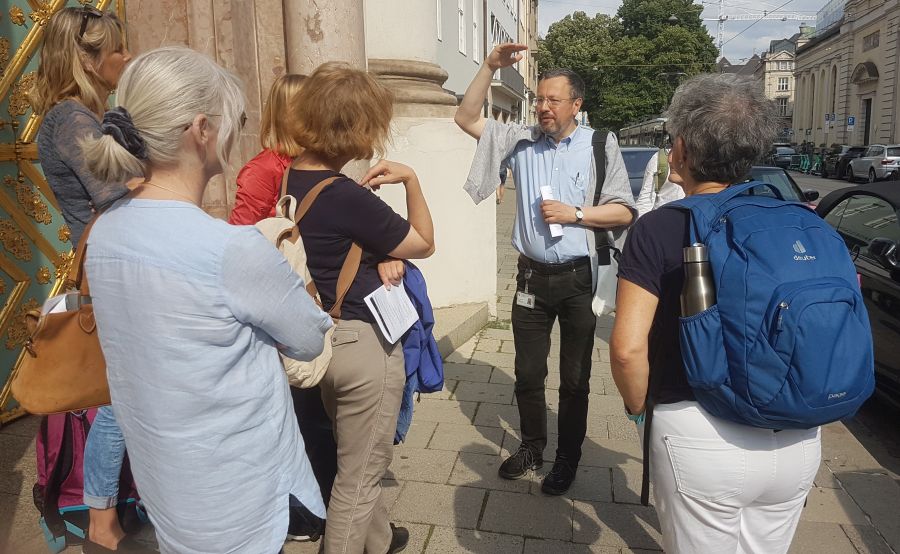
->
[847, 115, 856, 132]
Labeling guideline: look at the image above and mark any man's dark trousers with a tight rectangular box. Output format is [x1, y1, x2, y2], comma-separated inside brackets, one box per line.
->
[511, 255, 596, 464]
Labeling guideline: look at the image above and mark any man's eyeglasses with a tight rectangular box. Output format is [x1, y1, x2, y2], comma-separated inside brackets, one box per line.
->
[78, 7, 104, 39]
[531, 97, 577, 109]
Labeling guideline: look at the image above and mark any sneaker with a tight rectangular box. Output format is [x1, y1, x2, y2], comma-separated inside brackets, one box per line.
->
[541, 456, 577, 496]
[286, 502, 325, 542]
[82, 535, 155, 553]
[388, 523, 409, 554]
[498, 444, 543, 480]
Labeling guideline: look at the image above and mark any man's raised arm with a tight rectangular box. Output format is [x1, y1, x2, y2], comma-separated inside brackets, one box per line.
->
[454, 43, 528, 140]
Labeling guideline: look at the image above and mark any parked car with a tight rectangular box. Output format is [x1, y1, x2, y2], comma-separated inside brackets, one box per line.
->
[847, 144, 900, 183]
[765, 146, 796, 169]
[816, 183, 900, 408]
[885, 161, 900, 182]
[620, 146, 660, 198]
[823, 145, 867, 180]
[742, 166, 820, 206]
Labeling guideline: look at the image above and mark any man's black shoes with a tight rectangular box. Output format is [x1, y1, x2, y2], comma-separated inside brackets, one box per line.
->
[498, 444, 543, 480]
[541, 456, 577, 495]
[388, 523, 409, 553]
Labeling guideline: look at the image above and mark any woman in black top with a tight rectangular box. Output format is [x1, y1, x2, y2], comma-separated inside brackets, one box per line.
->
[286, 62, 434, 554]
[611, 74, 821, 554]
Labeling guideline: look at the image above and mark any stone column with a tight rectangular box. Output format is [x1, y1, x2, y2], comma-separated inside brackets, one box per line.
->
[363, 0, 496, 312]
[283, 0, 368, 179]
[127, 0, 309, 218]
[283, 0, 366, 73]
[365, 0, 458, 117]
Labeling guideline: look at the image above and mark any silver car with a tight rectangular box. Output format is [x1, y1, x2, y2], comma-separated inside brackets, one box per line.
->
[847, 144, 900, 183]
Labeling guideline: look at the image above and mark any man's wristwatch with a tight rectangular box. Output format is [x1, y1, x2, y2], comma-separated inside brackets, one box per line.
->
[574, 207, 584, 224]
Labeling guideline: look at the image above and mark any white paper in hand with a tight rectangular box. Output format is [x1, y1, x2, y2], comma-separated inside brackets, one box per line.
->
[539, 186, 565, 238]
[364, 281, 419, 344]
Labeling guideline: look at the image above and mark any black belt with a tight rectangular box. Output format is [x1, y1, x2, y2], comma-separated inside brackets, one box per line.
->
[519, 255, 590, 275]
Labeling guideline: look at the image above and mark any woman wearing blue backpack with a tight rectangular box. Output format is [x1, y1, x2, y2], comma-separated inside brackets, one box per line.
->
[611, 74, 830, 553]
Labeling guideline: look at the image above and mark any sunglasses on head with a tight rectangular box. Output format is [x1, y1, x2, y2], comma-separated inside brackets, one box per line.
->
[78, 7, 104, 39]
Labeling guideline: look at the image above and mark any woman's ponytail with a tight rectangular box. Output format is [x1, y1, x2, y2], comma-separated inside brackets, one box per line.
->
[80, 107, 146, 184]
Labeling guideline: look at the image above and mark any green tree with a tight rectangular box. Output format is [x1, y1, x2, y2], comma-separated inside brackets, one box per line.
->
[538, 1, 717, 133]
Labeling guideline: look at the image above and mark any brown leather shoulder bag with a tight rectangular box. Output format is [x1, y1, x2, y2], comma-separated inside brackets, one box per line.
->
[11, 218, 109, 414]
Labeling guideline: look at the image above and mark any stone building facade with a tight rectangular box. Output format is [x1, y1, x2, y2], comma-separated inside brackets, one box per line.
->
[125, 0, 499, 311]
[755, 37, 800, 142]
[792, 0, 900, 147]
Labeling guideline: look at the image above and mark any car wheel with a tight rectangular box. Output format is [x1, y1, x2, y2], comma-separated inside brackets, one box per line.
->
[868, 168, 876, 183]
[846, 165, 855, 182]
[821, 167, 829, 179]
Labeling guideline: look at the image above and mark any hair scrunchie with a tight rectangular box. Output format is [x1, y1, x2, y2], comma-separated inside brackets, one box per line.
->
[100, 106, 149, 161]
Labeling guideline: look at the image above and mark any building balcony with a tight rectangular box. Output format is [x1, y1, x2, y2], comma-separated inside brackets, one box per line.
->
[492, 64, 525, 100]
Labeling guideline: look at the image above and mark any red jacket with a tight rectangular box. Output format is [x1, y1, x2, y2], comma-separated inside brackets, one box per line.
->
[228, 149, 292, 225]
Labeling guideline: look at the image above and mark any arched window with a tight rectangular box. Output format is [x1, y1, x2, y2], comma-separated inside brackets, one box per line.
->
[831, 65, 838, 114]
[808, 74, 816, 130]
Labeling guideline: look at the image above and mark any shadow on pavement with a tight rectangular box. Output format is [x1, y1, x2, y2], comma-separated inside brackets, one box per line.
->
[0, 415, 43, 553]
[451, 405, 662, 552]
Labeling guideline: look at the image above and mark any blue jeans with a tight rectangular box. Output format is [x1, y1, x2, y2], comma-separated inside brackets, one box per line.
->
[83, 405, 126, 509]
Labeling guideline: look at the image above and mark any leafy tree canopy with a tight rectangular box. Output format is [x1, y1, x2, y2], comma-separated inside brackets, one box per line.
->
[538, 1, 717, 133]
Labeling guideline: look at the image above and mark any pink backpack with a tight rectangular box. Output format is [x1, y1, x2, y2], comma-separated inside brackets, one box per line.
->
[34, 411, 144, 553]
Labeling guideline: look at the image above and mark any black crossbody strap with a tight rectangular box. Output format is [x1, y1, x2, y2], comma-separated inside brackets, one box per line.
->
[592, 130, 615, 266]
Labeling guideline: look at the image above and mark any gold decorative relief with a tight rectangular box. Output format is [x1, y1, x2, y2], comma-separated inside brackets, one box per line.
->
[55, 249, 75, 282]
[57, 224, 70, 243]
[29, 3, 54, 27]
[6, 298, 40, 349]
[78, 0, 94, 5]
[36, 266, 51, 284]
[8, 72, 36, 117]
[0, 219, 32, 261]
[4, 175, 51, 225]
[9, 6, 26, 26]
[0, 37, 10, 76]
[0, 280, 6, 295]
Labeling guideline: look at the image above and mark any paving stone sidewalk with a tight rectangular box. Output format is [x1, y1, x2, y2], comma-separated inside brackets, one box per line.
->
[287, 182, 900, 554]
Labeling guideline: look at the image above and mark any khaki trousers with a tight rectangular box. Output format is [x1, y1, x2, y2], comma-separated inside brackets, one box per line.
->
[320, 320, 405, 554]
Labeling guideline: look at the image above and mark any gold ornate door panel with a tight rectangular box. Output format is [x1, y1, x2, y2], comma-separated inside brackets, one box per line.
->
[0, 0, 125, 426]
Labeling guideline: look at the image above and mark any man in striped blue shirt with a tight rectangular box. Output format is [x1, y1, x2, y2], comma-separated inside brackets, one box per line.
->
[457, 43, 635, 496]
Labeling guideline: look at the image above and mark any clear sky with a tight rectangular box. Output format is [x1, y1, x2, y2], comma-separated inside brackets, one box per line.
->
[538, 0, 824, 63]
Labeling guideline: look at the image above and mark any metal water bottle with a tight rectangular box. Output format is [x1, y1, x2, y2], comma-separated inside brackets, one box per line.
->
[681, 243, 716, 316]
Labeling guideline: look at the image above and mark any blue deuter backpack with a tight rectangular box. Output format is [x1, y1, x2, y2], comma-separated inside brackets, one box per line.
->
[669, 181, 875, 429]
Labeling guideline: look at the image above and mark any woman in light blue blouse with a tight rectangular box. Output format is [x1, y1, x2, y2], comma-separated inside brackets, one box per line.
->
[79, 46, 332, 554]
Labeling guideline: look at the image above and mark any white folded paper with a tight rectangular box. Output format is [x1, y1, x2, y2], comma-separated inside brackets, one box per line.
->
[540, 186, 565, 238]
[364, 281, 419, 344]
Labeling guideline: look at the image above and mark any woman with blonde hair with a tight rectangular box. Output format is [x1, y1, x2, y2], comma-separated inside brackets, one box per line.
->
[287, 61, 435, 554]
[228, 73, 306, 225]
[80, 46, 331, 553]
[31, 7, 137, 552]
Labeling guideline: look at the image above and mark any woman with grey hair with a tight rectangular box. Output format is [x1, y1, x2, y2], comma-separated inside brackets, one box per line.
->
[80, 46, 331, 553]
[610, 73, 821, 553]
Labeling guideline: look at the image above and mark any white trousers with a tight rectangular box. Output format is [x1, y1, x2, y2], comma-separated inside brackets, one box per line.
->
[648, 401, 821, 554]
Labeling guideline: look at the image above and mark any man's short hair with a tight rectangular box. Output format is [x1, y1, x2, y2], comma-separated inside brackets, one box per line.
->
[538, 69, 585, 100]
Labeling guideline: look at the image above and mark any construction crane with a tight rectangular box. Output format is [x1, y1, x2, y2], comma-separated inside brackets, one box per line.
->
[705, 2, 816, 56]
